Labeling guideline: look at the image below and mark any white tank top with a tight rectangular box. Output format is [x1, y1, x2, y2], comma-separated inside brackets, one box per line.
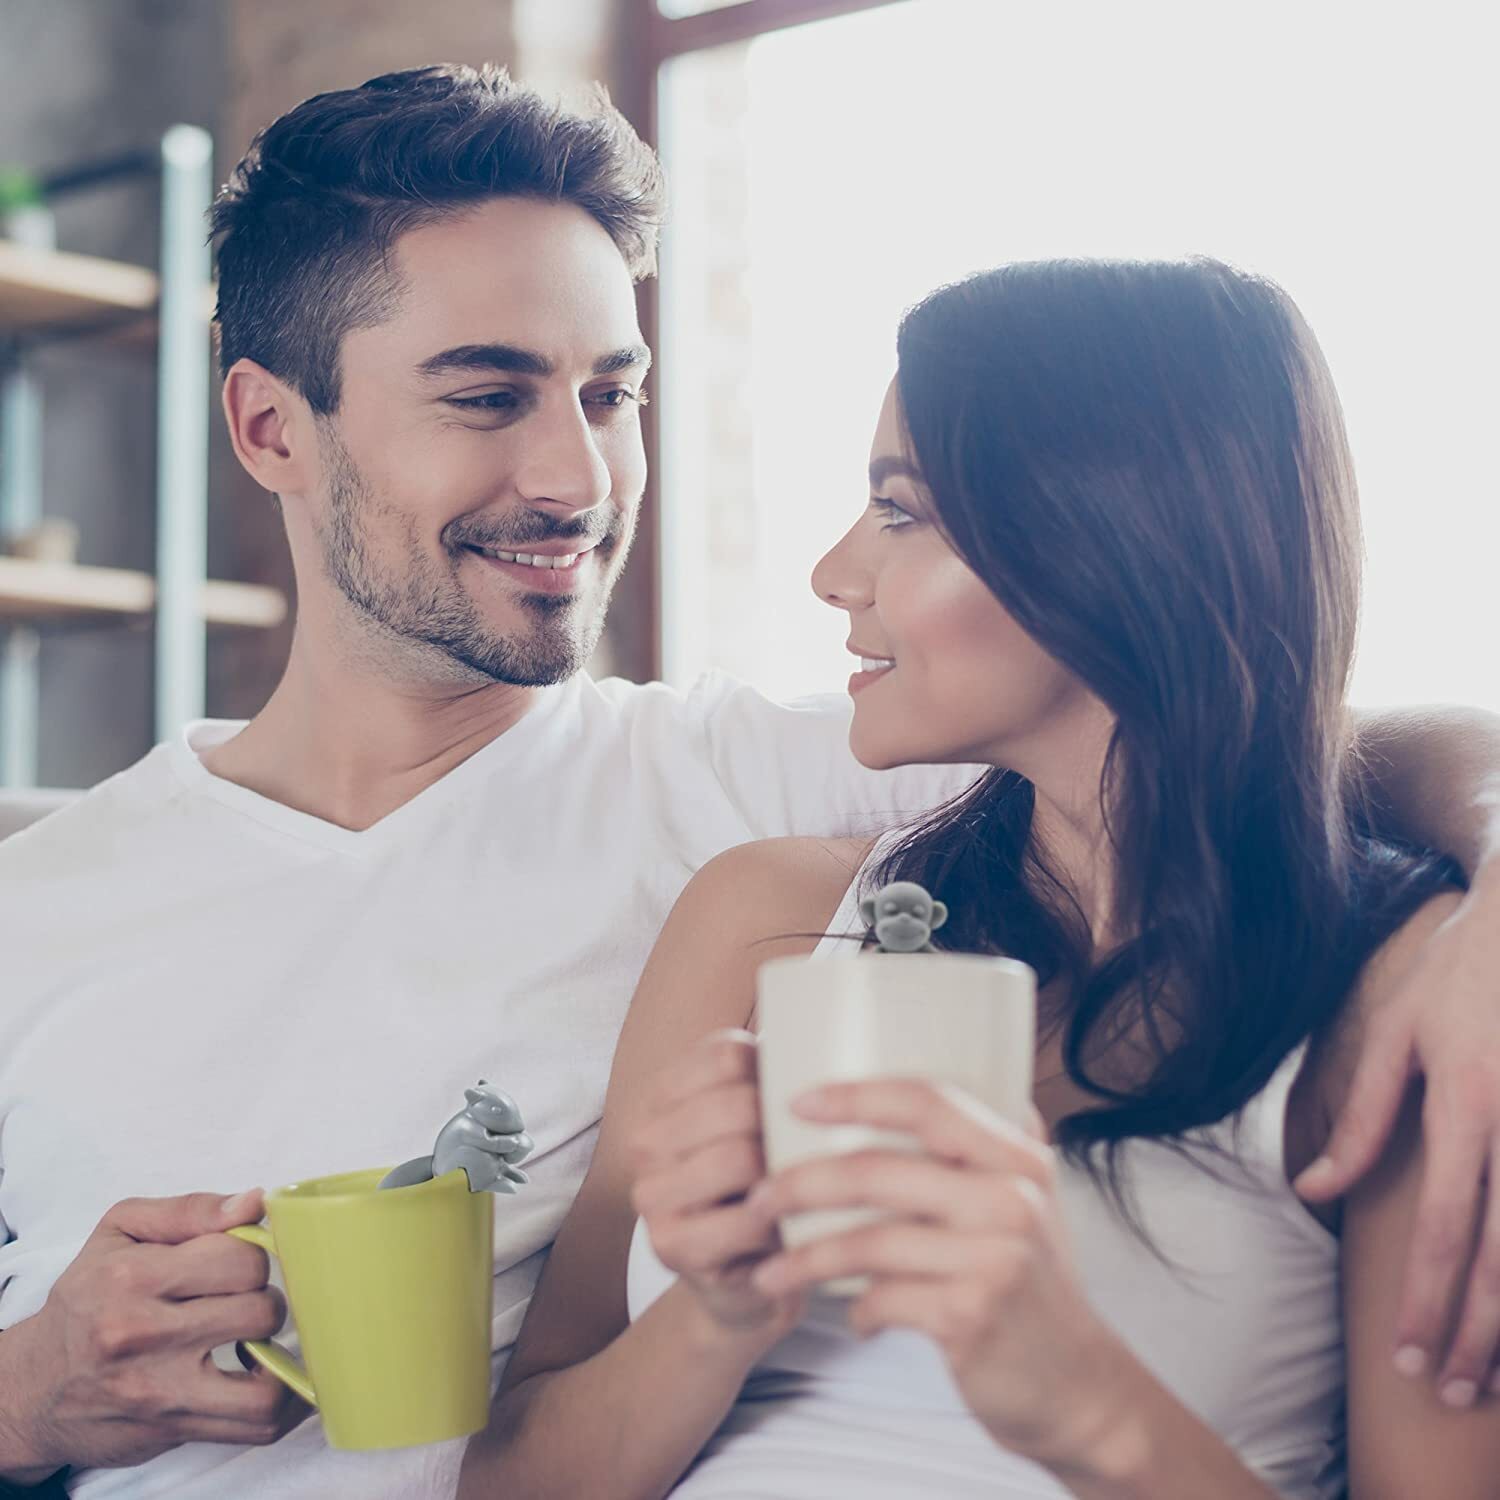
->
[626, 852, 1346, 1499]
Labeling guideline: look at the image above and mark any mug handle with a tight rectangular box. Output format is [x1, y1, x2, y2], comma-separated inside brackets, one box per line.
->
[225, 1224, 319, 1407]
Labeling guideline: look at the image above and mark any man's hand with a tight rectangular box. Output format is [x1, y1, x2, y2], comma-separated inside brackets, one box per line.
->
[1295, 876, 1500, 1404]
[0, 1191, 312, 1485]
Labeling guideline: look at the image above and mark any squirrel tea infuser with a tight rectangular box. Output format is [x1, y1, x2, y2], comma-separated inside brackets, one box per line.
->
[224, 1081, 533, 1450]
[380, 1080, 534, 1193]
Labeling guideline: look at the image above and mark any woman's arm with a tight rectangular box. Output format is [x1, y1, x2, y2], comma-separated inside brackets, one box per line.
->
[457, 837, 858, 1500]
[1333, 891, 1500, 1497]
[1352, 704, 1500, 877]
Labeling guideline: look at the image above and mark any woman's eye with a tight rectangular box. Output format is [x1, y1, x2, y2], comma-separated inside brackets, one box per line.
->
[870, 496, 915, 531]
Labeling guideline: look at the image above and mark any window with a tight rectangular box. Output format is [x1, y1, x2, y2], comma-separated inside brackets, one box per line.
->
[657, 0, 743, 15]
[653, 0, 1498, 712]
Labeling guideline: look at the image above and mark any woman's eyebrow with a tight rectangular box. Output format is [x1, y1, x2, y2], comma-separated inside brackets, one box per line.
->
[869, 456, 924, 488]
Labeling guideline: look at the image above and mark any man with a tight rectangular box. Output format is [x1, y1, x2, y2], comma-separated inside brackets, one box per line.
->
[2, 65, 1499, 1498]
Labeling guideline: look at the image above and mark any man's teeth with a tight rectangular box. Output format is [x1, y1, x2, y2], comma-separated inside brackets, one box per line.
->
[475, 546, 581, 570]
[861, 657, 894, 672]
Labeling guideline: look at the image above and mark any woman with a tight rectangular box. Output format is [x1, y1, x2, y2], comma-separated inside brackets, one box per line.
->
[458, 259, 1499, 1497]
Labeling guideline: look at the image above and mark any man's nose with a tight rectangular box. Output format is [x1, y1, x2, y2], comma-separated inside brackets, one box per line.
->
[514, 401, 612, 515]
[811, 520, 873, 612]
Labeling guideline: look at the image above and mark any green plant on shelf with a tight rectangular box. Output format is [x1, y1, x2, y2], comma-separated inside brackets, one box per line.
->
[0, 167, 44, 215]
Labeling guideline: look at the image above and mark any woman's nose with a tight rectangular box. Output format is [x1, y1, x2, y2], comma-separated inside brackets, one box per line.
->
[811, 521, 872, 612]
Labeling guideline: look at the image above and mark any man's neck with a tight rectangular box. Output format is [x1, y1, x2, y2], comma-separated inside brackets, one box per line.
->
[199, 638, 547, 832]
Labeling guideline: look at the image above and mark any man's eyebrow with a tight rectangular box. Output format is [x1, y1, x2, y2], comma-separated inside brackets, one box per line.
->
[869, 456, 924, 488]
[414, 343, 653, 379]
[593, 344, 653, 376]
[416, 344, 553, 379]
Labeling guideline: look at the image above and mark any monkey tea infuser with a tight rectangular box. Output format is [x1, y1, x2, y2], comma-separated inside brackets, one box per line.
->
[860, 879, 948, 953]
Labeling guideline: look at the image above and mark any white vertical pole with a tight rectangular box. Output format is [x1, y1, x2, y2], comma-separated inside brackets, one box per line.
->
[153, 123, 213, 742]
[0, 201, 55, 787]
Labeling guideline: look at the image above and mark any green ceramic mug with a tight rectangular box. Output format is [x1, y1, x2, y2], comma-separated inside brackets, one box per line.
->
[227, 1165, 493, 1450]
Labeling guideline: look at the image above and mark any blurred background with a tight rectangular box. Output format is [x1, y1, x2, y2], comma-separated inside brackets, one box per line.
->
[1, 0, 1495, 790]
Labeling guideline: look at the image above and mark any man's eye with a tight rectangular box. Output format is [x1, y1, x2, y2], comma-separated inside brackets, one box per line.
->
[587, 387, 647, 411]
[870, 497, 915, 531]
[448, 391, 520, 412]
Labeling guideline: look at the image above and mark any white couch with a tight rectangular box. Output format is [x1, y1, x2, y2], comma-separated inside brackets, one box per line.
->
[0, 789, 76, 841]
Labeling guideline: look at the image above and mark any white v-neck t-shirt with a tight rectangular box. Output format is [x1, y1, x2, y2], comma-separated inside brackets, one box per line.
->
[0, 671, 972, 1499]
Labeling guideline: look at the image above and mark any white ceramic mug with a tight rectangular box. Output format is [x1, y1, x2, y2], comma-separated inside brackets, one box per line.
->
[756, 951, 1037, 1293]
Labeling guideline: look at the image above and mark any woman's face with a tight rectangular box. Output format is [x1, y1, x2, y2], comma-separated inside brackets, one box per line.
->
[812, 380, 1105, 776]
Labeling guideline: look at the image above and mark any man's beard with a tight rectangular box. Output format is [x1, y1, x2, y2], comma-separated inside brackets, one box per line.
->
[317, 425, 629, 686]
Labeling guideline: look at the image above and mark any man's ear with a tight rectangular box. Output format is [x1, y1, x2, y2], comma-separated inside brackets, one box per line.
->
[930, 901, 948, 931]
[859, 896, 876, 926]
[221, 357, 317, 499]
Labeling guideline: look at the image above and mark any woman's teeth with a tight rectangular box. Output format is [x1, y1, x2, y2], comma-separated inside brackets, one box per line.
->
[861, 657, 894, 673]
[474, 546, 581, 570]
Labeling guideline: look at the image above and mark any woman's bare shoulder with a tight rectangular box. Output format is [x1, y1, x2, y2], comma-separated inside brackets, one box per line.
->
[611, 837, 872, 1086]
[702, 834, 871, 879]
[674, 835, 872, 944]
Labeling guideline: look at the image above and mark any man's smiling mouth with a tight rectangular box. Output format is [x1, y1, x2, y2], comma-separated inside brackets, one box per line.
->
[464, 543, 593, 571]
[460, 540, 606, 596]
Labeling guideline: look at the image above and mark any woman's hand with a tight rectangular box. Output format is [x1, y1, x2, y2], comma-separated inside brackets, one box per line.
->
[1295, 874, 1500, 1402]
[747, 1078, 1143, 1481]
[629, 1030, 806, 1342]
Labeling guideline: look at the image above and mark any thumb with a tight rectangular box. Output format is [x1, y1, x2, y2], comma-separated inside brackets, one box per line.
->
[101, 1188, 265, 1245]
[1294, 1018, 1414, 1202]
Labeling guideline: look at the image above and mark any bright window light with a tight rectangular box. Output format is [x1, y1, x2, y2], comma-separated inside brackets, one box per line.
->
[656, 0, 743, 16]
[657, 0, 1498, 713]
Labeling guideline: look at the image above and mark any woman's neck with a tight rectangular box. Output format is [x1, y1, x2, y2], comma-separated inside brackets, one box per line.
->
[1009, 700, 1128, 956]
[1028, 791, 1122, 954]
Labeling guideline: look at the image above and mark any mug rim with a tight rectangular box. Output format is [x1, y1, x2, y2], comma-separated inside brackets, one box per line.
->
[757, 951, 1036, 983]
[269, 1165, 468, 1204]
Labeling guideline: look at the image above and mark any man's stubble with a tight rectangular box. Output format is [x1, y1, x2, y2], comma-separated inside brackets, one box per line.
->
[315, 422, 632, 687]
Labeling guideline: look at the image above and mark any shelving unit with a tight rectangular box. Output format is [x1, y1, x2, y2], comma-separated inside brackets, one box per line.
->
[0, 239, 160, 333]
[0, 556, 285, 629]
[0, 239, 218, 346]
[0, 127, 287, 787]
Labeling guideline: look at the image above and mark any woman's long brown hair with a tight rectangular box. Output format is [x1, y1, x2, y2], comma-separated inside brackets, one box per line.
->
[876, 258, 1456, 1203]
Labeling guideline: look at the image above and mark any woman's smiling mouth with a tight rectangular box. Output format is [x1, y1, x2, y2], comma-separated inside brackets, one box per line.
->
[848, 646, 895, 694]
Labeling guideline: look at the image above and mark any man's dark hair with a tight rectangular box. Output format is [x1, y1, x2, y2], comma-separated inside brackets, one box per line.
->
[210, 63, 665, 414]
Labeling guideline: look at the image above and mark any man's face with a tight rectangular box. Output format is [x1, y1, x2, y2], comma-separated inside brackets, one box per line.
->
[307, 197, 650, 686]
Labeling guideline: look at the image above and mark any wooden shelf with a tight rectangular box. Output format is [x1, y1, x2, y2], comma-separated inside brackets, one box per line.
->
[0, 241, 214, 344]
[0, 556, 287, 629]
[0, 240, 158, 338]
